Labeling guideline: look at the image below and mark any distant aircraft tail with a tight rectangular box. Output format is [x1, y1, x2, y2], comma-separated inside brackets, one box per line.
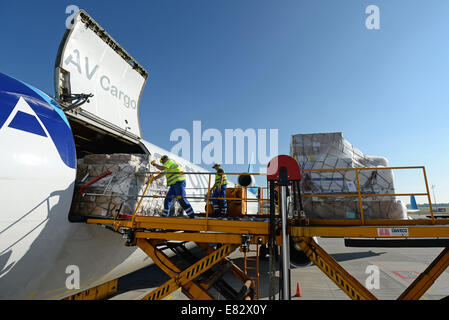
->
[408, 195, 419, 212]
[247, 152, 256, 174]
[410, 195, 418, 210]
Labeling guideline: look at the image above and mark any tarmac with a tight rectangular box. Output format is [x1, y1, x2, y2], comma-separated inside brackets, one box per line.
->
[109, 235, 449, 300]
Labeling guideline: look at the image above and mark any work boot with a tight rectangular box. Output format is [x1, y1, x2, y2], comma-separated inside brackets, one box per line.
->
[160, 210, 169, 217]
[185, 207, 195, 219]
[220, 209, 227, 218]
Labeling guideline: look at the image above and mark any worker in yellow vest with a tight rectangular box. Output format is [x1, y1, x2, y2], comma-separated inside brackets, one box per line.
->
[151, 155, 195, 218]
[212, 163, 229, 217]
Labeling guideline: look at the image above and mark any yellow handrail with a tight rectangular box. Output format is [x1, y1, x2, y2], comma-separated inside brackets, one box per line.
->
[206, 173, 212, 230]
[131, 173, 155, 229]
[299, 166, 435, 225]
[355, 169, 364, 225]
[422, 166, 435, 223]
[122, 166, 434, 225]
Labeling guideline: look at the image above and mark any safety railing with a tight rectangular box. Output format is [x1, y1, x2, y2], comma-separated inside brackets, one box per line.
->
[79, 166, 441, 227]
[125, 171, 271, 230]
[130, 173, 155, 228]
[300, 166, 437, 225]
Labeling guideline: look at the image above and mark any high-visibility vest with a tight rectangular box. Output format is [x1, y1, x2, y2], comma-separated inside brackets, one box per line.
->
[214, 168, 229, 187]
[163, 159, 186, 186]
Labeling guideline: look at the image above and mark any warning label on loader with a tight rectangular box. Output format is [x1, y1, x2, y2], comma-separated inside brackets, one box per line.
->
[377, 228, 409, 237]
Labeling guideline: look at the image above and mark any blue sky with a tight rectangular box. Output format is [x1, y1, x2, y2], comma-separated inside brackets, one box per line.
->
[1, 0, 448, 203]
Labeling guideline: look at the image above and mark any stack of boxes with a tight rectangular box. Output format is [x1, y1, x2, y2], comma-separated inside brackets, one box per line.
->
[290, 132, 407, 220]
[70, 153, 167, 219]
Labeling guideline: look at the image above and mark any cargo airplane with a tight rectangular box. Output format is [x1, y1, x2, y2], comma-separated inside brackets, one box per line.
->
[0, 10, 221, 299]
[0, 10, 311, 299]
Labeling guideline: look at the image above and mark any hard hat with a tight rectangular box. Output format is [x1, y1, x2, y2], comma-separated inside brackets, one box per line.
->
[212, 163, 220, 168]
[160, 155, 168, 163]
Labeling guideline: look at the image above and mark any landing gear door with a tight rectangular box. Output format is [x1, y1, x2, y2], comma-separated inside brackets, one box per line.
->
[54, 10, 148, 143]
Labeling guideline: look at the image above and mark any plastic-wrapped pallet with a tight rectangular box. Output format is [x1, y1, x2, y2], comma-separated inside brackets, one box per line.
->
[290, 132, 407, 220]
[70, 153, 171, 219]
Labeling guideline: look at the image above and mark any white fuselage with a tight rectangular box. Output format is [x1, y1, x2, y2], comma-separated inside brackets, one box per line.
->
[0, 127, 224, 299]
[0, 117, 256, 300]
[0, 9, 258, 298]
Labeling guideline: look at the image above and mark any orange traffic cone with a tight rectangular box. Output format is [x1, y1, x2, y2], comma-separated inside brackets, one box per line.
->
[295, 282, 302, 297]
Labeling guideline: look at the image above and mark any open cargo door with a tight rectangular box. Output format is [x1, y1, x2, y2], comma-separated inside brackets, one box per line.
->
[54, 10, 148, 145]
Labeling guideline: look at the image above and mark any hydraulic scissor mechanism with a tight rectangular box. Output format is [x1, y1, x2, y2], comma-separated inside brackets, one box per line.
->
[87, 212, 273, 300]
[133, 238, 260, 300]
[290, 236, 449, 300]
[137, 240, 252, 300]
[292, 236, 377, 300]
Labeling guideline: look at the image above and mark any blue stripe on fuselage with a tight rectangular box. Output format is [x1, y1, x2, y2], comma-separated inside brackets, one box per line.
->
[0, 73, 76, 169]
[8, 111, 47, 137]
[0, 91, 16, 130]
[20, 82, 70, 127]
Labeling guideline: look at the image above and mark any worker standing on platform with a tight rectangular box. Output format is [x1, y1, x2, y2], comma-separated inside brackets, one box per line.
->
[212, 163, 229, 217]
[151, 155, 195, 218]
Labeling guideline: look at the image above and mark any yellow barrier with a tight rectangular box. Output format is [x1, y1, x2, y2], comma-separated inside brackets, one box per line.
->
[123, 166, 436, 227]
[300, 166, 435, 225]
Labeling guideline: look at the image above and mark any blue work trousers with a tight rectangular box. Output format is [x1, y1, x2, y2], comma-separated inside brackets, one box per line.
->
[163, 180, 194, 217]
[212, 185, 227, 216]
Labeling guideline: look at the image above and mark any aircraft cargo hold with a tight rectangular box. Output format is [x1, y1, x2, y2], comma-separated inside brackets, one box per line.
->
[70, 153, 169, 219]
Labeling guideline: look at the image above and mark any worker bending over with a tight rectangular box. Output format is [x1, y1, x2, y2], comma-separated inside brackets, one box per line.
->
[212, 163, 229, 217]
[151, 155, 195, 218]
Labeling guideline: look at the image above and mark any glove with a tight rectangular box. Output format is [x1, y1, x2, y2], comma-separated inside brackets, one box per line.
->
[151, 160, 157, 166]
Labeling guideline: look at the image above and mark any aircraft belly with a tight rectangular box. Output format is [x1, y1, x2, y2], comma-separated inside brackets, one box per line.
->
[0, 218, 151, 299]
